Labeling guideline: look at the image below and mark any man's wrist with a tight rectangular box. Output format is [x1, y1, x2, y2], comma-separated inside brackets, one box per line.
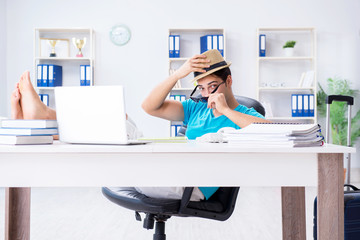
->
[222, 107, 233, 116]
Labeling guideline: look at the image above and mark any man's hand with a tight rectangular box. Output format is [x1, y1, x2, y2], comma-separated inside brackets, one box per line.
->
[207, 93, 230, 115]
[173, 54, 210, 80]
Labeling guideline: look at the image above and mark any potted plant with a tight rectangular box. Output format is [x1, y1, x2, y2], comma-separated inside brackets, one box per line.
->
[317, 77, 360, 146]
[283, 40, 296, 57]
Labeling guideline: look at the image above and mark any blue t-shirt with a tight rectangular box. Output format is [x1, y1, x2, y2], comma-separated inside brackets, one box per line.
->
[181, 99, 265, 199]
[182, 99, 265, 140]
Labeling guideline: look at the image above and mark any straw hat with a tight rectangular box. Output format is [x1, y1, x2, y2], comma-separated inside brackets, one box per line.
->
[192, 49, 231, 82]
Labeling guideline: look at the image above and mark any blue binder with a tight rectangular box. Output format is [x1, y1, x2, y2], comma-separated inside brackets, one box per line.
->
[80, 65, 86, 86]
[37, 64, 42, 87]
[175, 125, 181, 136]
[303, 94, 310, 117]
[169, 35, 174, 58]
[85, 65, 91, 86]
[174, 35, 180, 58]
[218, 34, 224, 56]
[41, 64, 48, 87]
[291, 94, 297, 117]
[48, 64, 62, 87]
[297, 94, 304, 116]
[212, 35, 218, 51]
[259, 34, 266, 57]
[41, 94, 49, 106]
[200, 35, 212, 53]
[171, 124, 176, 137]
[309, 94, 315, 117]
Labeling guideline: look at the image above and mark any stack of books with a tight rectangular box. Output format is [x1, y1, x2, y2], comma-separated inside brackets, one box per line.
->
[222, 123, 324, 147]
[0, 119, 58, 145]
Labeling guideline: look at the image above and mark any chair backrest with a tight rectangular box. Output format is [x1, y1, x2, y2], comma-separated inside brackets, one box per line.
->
[234, 95, 265, 116]
[177, 96, 266, 136]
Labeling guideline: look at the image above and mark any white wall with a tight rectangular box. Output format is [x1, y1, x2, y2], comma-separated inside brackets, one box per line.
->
[0, 0, 6, 117]
[4, 0, 360, 156]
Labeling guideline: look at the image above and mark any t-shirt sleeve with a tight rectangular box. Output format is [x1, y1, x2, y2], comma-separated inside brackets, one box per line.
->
[181, 99, 196, 125]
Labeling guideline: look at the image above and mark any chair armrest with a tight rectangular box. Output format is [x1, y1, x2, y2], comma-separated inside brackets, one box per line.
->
[179, 187, 194, 211]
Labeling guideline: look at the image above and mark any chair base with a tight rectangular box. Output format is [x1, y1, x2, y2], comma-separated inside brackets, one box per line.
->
[153, 221, 166, 240]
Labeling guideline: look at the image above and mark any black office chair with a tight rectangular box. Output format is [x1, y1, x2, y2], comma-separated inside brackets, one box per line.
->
[102, 96, 265, 240]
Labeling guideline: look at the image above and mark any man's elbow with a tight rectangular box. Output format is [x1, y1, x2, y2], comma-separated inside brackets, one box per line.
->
[141, 101, 157, 116]
[141, 102, 151, 115]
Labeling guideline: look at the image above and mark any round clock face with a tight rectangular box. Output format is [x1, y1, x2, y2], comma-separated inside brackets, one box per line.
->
[110, 25, 131, 46]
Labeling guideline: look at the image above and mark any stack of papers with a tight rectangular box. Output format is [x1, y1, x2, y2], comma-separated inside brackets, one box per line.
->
[222, 123, 324, 147]
[0, 120, 58, 145]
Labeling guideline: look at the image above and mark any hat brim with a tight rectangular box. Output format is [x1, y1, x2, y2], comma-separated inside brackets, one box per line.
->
[192, 62, 232, 83]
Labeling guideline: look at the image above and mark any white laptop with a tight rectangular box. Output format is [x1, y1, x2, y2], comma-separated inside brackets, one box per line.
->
[55, 86, 149, 145]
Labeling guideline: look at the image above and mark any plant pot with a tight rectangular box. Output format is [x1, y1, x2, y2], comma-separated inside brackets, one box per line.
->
[284, 47, 295, 57]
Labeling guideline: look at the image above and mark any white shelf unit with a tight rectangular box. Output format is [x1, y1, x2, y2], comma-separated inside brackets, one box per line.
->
[33, 28, 95, 108]
[256, 27, 317, 123]
[167, 28, 226, 136]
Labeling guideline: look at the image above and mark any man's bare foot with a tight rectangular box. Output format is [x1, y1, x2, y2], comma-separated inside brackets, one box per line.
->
[19, 71, 56, 120]
[10, 83, 23, 119]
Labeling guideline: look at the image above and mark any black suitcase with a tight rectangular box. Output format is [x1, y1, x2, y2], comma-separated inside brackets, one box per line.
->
[313, 95, 355, 239]
[314, 185, 360, 239]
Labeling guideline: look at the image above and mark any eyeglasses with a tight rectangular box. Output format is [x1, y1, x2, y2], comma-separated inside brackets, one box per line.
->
[190, 82, 225, 103]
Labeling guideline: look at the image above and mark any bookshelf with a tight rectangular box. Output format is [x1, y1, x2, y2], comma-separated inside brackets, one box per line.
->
[256, 27, 317, 123]
[33, 28, 95, 108]
[167, 28, 226, 136]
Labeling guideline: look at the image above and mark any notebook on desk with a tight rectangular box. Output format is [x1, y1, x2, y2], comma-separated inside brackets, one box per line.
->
[55, 86, 150, 145]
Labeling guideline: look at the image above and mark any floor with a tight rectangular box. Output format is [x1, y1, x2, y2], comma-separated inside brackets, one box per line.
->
[0, 186, 323, 240]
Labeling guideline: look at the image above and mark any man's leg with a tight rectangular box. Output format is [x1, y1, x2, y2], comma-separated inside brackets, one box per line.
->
[10, 83, 23, 119]
[18, 71, 56, 120]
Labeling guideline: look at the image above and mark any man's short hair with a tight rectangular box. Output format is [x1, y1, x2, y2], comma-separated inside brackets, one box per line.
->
[212, 67, 231, 82]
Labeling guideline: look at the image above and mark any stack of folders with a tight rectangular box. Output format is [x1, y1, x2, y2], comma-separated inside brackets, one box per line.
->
[292, 94, 315, 117]
[0, 120, 58, 145]
[80, 65, 91, 86]
[169, 35, 180, 58]
[222, 123, 324, 147]
[200, 34, 224, 56]
[169, 95, 186, 101]
[37, 64, 62, 87]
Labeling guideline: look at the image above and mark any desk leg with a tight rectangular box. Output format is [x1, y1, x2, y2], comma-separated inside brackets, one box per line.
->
[5, 188, 31, 240]
[281, 187, 306, 240]
[318, 153, 344, 240]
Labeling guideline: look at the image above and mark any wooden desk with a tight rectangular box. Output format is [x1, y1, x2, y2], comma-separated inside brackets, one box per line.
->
[0, 141, 355, 240]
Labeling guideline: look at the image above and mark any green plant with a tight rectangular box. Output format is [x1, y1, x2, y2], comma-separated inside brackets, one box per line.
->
[317, 77, 360, 146]
[283, 40, 296, 48]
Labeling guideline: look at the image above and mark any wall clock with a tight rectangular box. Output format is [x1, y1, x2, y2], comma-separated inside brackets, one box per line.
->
[110, 24, 131, 46]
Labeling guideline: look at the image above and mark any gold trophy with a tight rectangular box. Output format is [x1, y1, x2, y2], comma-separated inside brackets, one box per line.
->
[72, 37, 87, 57]
[48, 39, 58, 57]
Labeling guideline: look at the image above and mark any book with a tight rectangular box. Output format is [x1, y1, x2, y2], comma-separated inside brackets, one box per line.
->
[0, 128, 58, 136]
[301, 71, 315, 87]
[0, 135, 53, 145]
[1, 120, 58, 128]
[298, 72, 306, 87]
